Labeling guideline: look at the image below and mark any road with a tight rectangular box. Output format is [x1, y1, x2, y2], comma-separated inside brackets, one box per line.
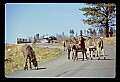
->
[5, 43, 116, 78]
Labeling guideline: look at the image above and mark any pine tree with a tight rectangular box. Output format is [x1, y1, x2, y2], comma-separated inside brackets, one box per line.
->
[93, 29, 97, 36]
[87, 30, 89, 36]
[80, 30, 83, 36]
[88, 28, 93, 36]
[69, 29, 72, 36]
[84, 29, 86, 36]
[72, 29, 74, 36]
[79, 3, 116, 37]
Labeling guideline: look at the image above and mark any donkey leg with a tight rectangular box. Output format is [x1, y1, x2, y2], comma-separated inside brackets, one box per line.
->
[68, 49, 71, 60]
[29, 58, 32, 70]
[75, 49, 78, 61]
[97, 48, 100, 60]
[84, 50, 88, 60]
[24, 58, 28, 70]
[64, 46, 65, 51]
[86, 48, 89, 58]
[96, 50, 99, 57]
[81, 49, 84, 61]
[82, 52, 84, 61]
[91, 50, 93, 60]
[89, 50, 92, 60]
[102, 48, 105, 59]
[72, 50, 75, 61]
[93, 49, 95, 57]
[71, 49, 74, 60]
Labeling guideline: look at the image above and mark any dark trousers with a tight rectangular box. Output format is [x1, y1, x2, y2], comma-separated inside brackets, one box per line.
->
[68, 48, 71, 59]
[81, 49, 88, 60]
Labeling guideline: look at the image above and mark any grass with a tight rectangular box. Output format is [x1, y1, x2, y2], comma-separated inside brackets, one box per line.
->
[102, 36, 116, 45]
[5, 44, 64, 75]
[48, 42, 63, 46]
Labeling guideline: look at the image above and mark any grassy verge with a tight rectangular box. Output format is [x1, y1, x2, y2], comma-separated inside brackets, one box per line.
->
[102, 36, 116, 45]
[48, 42, 63, 46]
[5, 44, 64, 75]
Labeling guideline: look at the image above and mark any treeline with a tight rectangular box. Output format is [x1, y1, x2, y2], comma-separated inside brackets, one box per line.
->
[27, 26, 116, 43]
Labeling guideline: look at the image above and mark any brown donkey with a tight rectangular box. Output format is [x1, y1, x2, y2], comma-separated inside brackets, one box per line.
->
[21, 44, 38, 70]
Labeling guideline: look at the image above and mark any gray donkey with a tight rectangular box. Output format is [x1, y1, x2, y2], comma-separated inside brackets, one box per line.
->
[85, 36, 105, 60]
[21, 44, 38, 70]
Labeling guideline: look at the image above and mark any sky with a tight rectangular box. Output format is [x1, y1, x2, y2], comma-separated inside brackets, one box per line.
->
[5, 3, 92, 44]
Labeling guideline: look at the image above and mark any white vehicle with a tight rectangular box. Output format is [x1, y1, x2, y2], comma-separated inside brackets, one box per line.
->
[42, 36, 58, 43]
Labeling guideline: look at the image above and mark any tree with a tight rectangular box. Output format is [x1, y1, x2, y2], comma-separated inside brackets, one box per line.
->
[36, 33, 39, 39]
[34, 35, 36, 39]
[88, 28, 93, 36]
[80, 30, 83, 36]
[98, 28, 104, 36]
[109, 27, 113, 37]
[69, 29, 72, 36]
[62, 32, 64, 36]
[79, 3, 116, 37]
[113, 28, 116, 36]
[76, 32, 78, 36]
[71, 29, 74, 36]
[84, 29, 86, 36]
[103, 28, 106, 36]
[93, 29, 97, 36]
[70, 29, 74, 36]
[28, 37, 31, 42]
[87, 30, 89, 36]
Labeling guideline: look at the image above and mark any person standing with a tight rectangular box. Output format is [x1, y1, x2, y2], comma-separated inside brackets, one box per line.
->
[79, 35, 88, 61]
[63, 40, 66, 51]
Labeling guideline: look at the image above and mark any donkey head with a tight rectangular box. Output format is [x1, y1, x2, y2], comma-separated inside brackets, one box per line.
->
[32, 58, 38, 67]
[31, 51, 38, 68]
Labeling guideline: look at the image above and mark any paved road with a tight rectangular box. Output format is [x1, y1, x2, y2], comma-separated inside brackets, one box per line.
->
[5, 43, 116, 78]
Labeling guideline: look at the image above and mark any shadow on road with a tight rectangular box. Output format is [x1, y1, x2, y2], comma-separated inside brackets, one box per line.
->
[77, 57, 114, 61]
[88, 58, 114, 60]
[32, 67, 47, 70]
[99, 58, 114, 60]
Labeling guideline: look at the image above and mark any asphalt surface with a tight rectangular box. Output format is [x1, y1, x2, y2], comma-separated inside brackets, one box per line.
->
[5, 43, 116, 78]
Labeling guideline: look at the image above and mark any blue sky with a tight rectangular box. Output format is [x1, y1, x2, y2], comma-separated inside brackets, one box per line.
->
[5, 3, 92, 44]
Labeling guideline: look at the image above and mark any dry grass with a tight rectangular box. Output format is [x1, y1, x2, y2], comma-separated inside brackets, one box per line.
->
[49, 42, 63, 46]
[5, 44, 64, 75]
[102, 36, 116, 45]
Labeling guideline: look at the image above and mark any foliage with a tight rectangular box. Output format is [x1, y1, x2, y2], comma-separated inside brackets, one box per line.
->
[69, 29, 75, 36]
[80, 30, 83, 36]
[79, 3, 116, 37]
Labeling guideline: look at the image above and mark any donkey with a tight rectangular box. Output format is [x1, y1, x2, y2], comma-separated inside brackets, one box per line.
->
[70, 37, 80, 61]
[65, 36, 88, 61]
[77, 36, 88, 61]
[64, 39, 77, 60]
[65, 40, 72, 60]
[85, 36, 105, 60]
[68, 43, 78, 61]
[21, 44, 38, 70]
